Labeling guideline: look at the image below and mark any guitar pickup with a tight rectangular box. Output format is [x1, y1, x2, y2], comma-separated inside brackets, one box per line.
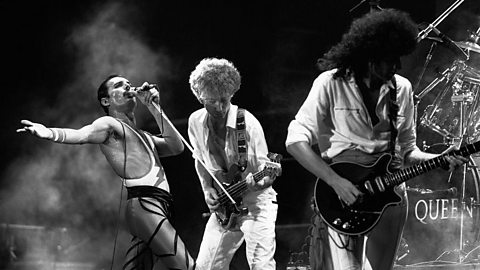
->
[364, 181, 375, 194]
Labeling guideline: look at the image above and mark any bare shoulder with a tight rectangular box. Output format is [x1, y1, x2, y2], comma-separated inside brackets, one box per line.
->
[89, 116, 123, 134]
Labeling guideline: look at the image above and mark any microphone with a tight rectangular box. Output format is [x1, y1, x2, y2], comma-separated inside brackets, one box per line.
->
[418, 24, 468, 58]
[123, 84, 159, 102]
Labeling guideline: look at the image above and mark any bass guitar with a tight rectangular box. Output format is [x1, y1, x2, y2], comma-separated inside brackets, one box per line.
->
[314, 141, 480, 236]
[214, 152, 282, 230]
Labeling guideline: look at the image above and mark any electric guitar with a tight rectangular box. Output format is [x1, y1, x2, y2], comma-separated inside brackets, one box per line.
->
[214, 153, 282, 230]
[314, 141, 480, 236]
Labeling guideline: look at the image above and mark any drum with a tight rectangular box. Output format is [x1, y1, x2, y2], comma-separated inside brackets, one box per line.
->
[419, 61, 480, 140]
[465, 75, 480, 143]
[400, 144, 480, 265]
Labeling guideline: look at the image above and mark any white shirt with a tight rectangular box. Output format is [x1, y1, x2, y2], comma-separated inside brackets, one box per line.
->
[188, 104, 277, 199]
[286, 69, 419, 159]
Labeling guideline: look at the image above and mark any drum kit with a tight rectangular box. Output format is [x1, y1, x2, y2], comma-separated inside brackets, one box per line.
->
[399, 26, 480, 266]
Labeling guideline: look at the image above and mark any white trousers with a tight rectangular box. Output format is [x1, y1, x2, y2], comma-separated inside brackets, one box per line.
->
[196, 188, 278, 270]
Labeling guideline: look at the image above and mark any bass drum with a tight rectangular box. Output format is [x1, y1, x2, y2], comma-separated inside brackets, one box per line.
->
[400, 142, 480, 265]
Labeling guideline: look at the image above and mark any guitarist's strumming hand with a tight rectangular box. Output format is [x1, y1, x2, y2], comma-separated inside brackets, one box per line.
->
[329, 175, 363, 206]
[204, 187, 220, 211]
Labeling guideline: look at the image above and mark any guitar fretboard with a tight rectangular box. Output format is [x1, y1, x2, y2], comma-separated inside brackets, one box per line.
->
[382, 141, 480, 188]
[217, 169, 270, 204]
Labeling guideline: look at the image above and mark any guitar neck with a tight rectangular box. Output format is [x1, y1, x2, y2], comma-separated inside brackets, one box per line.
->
[220, 169, 268, 199]
[384, 141, 480, 188]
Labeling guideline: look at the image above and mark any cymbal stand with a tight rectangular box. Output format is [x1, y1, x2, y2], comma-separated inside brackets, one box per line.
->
[441, 62, 474, 263]
[414, 63, 455, 123]
[415, 64, 456, 102]
[413, 42, 438, 97]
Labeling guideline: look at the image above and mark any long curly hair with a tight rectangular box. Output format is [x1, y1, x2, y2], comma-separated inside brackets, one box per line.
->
[189, 58, 241, 102]
[317, 9, 418, 79]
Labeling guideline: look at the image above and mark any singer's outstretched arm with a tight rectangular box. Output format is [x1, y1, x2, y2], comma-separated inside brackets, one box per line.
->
[16, 117, 120, 145]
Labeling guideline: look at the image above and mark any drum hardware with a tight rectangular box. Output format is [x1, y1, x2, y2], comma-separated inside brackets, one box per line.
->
[456, 41, 480, 54]
[415, 60, 464, 102]
[416, 0, 465, 42]
[415, 59, 480, 264]
[410, 25, 480, 266]
[455, 27, 480, 56]
[418, 60, 480, 141]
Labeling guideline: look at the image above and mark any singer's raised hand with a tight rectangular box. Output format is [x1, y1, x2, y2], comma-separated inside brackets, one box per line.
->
[136, 82, 160, 106]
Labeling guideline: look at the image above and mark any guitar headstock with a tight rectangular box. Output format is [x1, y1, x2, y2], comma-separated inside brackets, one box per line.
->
[265, 152, 283, 177]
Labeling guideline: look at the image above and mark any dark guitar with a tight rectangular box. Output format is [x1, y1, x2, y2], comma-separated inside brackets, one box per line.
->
[214, 153, 282, 230]
[314, 141, 480, 236]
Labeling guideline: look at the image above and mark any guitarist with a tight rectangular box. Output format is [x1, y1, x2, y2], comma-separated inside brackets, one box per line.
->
[285, 9, 467, 270]
[188, 58, 278, 270]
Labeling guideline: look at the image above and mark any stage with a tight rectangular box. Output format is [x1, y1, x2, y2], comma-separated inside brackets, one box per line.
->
[394, 263, 480, 270]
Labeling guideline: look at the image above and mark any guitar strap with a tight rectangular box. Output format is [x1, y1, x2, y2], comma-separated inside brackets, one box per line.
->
[389, 77, 402, 170]
[389, 76, 398, 154]
[236, 108, 247, 172]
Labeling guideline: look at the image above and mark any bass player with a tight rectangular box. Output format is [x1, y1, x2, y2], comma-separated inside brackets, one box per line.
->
[187, 57, 279, 270]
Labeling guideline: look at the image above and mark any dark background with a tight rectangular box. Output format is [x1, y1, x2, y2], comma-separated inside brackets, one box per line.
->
[1, 0, 479, 269]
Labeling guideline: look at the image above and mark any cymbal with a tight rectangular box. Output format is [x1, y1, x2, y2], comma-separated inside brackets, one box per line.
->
[455, 41, 480, 53]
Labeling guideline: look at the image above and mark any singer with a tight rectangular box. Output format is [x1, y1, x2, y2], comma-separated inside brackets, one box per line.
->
[17, 75, 195, 270]
[285, 9, 467, 270]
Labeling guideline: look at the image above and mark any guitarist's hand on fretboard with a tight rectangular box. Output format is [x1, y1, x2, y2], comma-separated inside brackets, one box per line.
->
[204, 186, 220, 211]
[442, 154, 469, 172]
[246, 173, 275, 191]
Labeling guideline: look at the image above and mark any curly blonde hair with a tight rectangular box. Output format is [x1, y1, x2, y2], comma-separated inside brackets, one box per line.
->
[189, 58, 241, 102]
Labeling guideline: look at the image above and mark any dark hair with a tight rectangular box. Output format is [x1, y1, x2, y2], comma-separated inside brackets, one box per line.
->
[317, 9, 418, 79]
[97, 74, 121, 114]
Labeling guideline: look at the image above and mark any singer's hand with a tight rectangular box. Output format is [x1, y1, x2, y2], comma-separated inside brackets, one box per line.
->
[17, 120, 53, 139]
[136, 82, 160, 106]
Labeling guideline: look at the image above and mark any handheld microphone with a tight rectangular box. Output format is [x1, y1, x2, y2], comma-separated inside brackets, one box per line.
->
[123, 84, 159, 102]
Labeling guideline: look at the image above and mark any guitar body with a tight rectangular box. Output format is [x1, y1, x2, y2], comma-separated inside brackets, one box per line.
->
[213, 165, 247, 230]
[214, 179, 246, 229]
[213, 154, 282, 230]
[314, 154, 403, 235]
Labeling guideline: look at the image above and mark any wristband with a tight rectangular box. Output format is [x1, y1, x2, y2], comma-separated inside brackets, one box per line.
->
[49, 128, 66, 143]
[49, 128, 59, 142]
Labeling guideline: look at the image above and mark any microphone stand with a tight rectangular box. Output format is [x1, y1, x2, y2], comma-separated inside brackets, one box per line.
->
[417, 0, 465, 41]
[414, 0, 467, 122]
[151, 102, 237, 205]
[349, 0, 382, 13]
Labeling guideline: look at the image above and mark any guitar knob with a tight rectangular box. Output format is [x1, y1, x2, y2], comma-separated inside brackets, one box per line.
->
[333, 218, 342, 225]
[342, 222, 351, 230]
